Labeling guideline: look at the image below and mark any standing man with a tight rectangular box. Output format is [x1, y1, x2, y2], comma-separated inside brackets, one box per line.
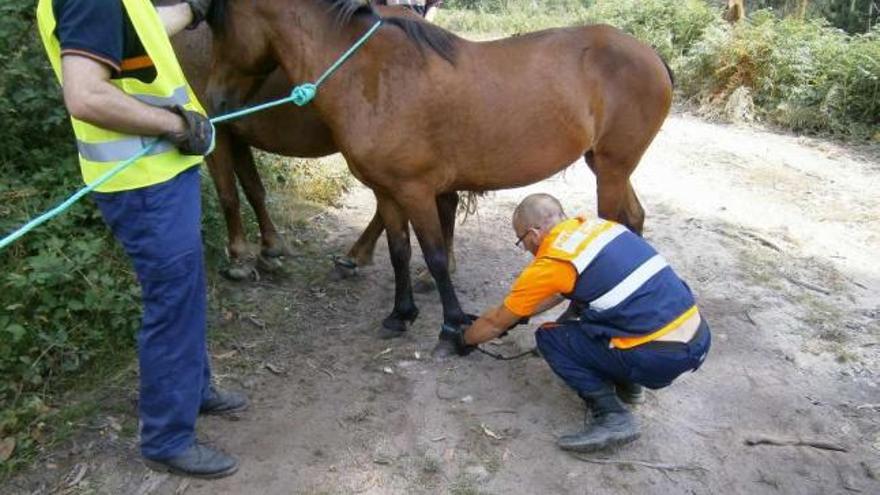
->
[446, 193, 711, 452]
[376, 0, 443, 21]
[37, 0, 247, 478]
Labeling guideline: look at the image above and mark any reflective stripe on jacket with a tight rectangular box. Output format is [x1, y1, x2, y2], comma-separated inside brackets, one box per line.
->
[37, 0, 205, 192]
[540, 218, 697, 349]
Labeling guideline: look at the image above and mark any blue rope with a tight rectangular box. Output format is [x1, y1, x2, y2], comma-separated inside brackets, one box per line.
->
[0, 20, 383, 252]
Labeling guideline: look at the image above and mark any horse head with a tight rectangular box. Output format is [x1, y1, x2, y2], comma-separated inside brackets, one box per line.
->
[203, 0, 279, 114]
[201, 0, 456, 115]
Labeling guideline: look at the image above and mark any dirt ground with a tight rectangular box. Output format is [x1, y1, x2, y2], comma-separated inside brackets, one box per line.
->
[4, 113, 879, 494]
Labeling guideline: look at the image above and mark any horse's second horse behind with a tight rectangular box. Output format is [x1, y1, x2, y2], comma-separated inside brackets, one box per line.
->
[169, 2, 440, 281]
[204, 0, 673, 338]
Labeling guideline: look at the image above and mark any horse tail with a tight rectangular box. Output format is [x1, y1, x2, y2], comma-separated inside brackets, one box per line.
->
[657, 52, 675, 89]
[457, 191, 484, 223]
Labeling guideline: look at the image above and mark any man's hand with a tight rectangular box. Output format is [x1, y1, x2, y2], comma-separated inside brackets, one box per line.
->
[185, 0, 213, 29]
[463, 305, 525, 346]
[162, 106, 215, 156]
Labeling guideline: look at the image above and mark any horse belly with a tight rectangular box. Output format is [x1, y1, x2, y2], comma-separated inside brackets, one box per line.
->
[446, 100, 592, 191]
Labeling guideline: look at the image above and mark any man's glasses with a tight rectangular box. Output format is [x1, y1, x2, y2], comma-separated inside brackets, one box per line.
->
[514, 228, 533, 249]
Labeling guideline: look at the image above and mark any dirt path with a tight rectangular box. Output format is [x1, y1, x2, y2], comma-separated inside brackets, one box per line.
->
[5, 114, 879, 494]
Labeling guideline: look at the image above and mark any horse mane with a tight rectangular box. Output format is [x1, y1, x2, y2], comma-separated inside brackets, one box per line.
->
[207, 0, 458, 65]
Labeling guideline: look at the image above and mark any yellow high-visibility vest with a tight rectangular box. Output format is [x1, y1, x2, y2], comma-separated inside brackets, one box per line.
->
[36, 0, 205, 193]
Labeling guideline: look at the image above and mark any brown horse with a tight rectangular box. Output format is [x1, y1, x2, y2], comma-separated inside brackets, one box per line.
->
[204, 0, 673, 335]
[170, 4, 445, 280]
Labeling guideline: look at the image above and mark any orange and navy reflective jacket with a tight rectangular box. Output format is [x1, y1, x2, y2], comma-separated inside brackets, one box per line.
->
[503, 217, 698, 349]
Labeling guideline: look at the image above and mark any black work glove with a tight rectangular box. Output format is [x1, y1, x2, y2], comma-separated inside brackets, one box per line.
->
[185, 0, 213, 29]
[163, 105, 215, 156]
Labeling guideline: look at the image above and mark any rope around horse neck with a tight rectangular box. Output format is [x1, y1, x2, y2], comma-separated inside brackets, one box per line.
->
[0, 20, 384, 251]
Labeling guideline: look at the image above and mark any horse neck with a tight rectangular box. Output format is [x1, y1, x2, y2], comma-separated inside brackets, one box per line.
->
[268, 2, 377, 85]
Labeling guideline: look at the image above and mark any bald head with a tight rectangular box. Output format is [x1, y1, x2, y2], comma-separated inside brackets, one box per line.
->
[512, 193, 567, 233]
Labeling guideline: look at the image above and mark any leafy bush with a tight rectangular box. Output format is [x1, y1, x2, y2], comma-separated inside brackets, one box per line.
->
[440, 1, 879, 139]
[679, 11, 880, 137]
[1, 0, 140, 470]
[439, 0, 717, 58]
[580, 0, 717, 61]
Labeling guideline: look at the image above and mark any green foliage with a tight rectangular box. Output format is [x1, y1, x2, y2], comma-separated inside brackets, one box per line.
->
[679, 11, 880, 137]
[438, 0, 589, 34]
[581, 0, 717, 61]
[439, 0, 716, 58]
[256, 153, 353, 207]
[439, 0, 879, 139]
[0, 0, 141, 470]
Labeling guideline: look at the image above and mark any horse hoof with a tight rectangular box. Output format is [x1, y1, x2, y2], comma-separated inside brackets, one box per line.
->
[257, 254, 285, 273]
[412, 271, 436, 294]
[379, 316, 408, 339]
[261, 243, 292, 259]
[332, 256, 359, 279]
[220, 261, 258, 282]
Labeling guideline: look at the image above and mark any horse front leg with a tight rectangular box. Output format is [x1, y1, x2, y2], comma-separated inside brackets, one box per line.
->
[229, 136, 289, 267]
[375, 193, 419, 338]
[206, 127, 256, 281]
[401, 190, 468, 329]
[413, 192, 459, 293]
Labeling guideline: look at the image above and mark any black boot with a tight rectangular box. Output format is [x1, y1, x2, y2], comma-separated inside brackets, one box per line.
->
[558, 388, 640, 452]
[144, 442, 238, 479]
[615, 381, 645, 405]
[200, 385, 249, 415]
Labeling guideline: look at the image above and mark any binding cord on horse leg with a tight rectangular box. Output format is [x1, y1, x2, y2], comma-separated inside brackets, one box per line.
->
[476, 346, 537, 361]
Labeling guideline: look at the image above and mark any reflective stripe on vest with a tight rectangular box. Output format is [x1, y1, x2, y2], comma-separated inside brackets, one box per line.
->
[611, 305, 699, 349]
[77, 137, 177, 162]
[539, 218, 696, 348]
[570, 223, 628, 273]
[75, 85, 190, 162]
[589, 254, 668, 312]
[36, 0, 205, 193]
[131, 85, 189, 108]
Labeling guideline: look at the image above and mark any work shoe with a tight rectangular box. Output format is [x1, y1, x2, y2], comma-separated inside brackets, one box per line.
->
[200, 386, 249, 415]
[558, 388, 640, 452]
[144, 442, 239, 479]
[615, 382, 645, 405]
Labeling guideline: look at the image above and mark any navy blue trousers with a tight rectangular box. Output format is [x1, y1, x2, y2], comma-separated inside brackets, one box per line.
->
[535, 319, 711, 396]
[93, 167, 211, 460]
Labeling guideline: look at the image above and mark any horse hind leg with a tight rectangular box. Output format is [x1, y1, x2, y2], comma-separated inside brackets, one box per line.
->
[622, 182, 645, 235]
[339, 209, 384, 268]
[333, 210, 384, 279]
[588, 147, 646, 236]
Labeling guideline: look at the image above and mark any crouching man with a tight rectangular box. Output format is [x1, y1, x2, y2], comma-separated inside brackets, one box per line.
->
[446, 193, 711, 452]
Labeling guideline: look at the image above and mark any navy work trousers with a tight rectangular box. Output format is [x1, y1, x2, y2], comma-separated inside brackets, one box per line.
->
[93, 166, 211, 460]
[535, 318, 711, 396]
